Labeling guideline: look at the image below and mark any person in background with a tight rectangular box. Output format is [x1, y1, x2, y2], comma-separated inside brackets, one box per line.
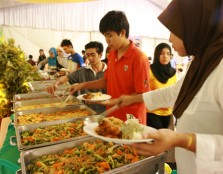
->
[68, 10, 150, 124]
[81, 50, 85, 56]
[47, 47, 57, 68]
[147, 43, 177, 129]
[102, 46, 111, 64]
[56, 46, 69, 69]
[60, 39, 84, 72]
[46, 41, 107, 114]
[82, 50, 89, 66]
[148, 56, 152, 64]
[37, 49, 46, 70]
[27, 55, 36, 66]
[170, 54, 177, 69]
[182, 56, 193, 72]
[102, 46, 111, 65]
[118, 0, 223, 173]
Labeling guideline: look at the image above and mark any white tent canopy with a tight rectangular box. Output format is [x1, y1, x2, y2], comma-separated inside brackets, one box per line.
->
[0, 0, 171, 60]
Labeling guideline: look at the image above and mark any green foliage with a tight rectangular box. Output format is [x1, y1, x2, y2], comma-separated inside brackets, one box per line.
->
[0, 38, 41, 117]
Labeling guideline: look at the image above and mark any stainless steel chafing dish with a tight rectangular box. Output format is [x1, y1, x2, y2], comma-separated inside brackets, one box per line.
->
[15, 117, 92, 150]
[14, 105, 96, 127]
[12, 91, 65, 102]
[20, 137, 165, 174]
[12, 96, 83, 111]
[28, 80, 69, 92]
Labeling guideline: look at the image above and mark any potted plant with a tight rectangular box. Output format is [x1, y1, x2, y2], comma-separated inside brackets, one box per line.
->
[0, 38, 41, 120]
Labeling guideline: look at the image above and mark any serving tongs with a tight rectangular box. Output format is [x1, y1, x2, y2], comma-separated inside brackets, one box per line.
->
[84, 104, 120, 124]
[54, 87, 73, 107]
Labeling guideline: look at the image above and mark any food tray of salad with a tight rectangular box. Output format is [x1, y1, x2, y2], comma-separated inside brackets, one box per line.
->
[21, 137, 165, 174]
[12, 91, 66, 102]
[15, 117, 92, 150]
[14, 105, 96, 127]
[12, 96, 83, 111]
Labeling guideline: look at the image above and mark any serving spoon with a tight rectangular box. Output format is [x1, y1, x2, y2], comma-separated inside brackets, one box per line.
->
[84, 104, 120, 124]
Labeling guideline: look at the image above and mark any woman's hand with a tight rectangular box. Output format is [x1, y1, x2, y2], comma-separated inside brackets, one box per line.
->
[131, 129, 177, 156]
[131, 129, 196, 156]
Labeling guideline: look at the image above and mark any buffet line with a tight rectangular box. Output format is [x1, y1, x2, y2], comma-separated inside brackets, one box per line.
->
[10, 80, 165, 174]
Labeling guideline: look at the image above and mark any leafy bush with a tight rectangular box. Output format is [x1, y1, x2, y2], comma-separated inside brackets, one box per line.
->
[0, 38, 41, 118]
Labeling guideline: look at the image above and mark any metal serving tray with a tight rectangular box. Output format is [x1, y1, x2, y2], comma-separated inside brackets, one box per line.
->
[28, 81, 69, 92]
[16, 169, 22, 174]
[15, 117, 91, 150]
[20, 137, 165, 174]
[12, 91, 65, 102]
[13, 96, 83, 111]
[14, 104, 96, 127]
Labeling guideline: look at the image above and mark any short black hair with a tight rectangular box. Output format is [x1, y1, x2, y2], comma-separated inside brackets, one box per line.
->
[99, 10, 129, 38]
[29, 55, 33, 59]
[85, 41, 103, 54]
[39, 49, 43, 52]
[61, 39, 73, 48]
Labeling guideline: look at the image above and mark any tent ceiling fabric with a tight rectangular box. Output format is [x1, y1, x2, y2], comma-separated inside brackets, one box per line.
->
[16, 0, 97, 3]
[0, 0, 169, 9]
[147, 0, 169, 10]
[0, 0, 169, 37]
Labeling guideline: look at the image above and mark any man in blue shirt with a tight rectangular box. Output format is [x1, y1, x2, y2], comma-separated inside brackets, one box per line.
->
[60, 39, 84, 72]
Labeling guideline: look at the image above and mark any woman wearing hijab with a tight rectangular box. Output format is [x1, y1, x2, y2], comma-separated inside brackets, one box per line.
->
[56, 46, 69, 69]
[148, 43, 176, 128]
[48, 47, 57, 67]
[118, 0, 223, 173]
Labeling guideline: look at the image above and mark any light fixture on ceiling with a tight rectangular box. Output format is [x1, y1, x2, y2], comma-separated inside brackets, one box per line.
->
[16, 0, 97, 3]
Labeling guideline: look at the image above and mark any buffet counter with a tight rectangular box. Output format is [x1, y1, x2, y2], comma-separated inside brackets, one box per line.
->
[0, 84, 166, 174]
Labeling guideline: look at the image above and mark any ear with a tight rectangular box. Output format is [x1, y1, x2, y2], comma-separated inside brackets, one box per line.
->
[121, 29, 126, 37]
[99, 52, 103, 58]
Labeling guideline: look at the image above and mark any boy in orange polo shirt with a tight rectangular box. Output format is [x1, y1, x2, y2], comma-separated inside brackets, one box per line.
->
[69, 11, 150, 124]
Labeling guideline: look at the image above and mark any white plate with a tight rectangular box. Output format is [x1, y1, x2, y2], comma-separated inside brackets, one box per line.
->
[77, 93, 111, 102]
[83, 123, 156, 144]
[59, 68, 69, 72]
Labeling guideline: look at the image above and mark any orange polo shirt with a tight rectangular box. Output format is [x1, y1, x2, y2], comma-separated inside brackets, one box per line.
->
[104, 41, 150, 124]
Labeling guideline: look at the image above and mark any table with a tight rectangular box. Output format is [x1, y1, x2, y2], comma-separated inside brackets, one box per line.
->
[0, 115, 20, 174]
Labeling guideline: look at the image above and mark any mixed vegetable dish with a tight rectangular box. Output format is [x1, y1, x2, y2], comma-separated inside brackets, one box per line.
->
[21, 120, 86, 145]
[27, 140, 145, 174]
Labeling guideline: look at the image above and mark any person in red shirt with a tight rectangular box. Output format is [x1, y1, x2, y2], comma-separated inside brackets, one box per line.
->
[69, 11, 150, 124]
[27, 55, 36, 66]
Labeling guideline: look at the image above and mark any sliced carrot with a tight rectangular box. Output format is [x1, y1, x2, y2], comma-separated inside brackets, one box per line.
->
[131, 157, 139, 163]
[55, 170, 64, 174]
[87, 143, 96, 150]
[99, 162, 110, 170]
[36, 161, 42, 167]
[116, 150, 122, 155]
[51, 137, 62, 142]
[53, 162, 64, 169]
[64, 149, 74, 154]
[126, 154, 134, 160]
[61, 132, 67, 137]
[28, 137, 35, 142]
